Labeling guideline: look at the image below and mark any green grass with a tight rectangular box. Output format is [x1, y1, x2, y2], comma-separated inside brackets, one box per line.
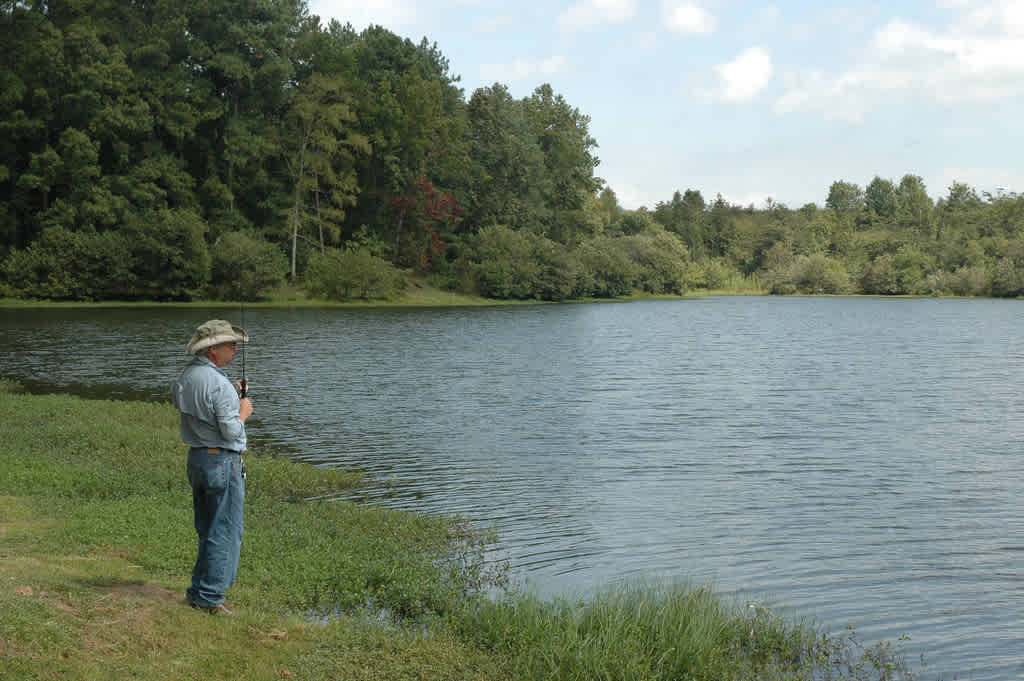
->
[450, 585, 897, 681]
[0, 381, 918, 680]
[0, 275, 525, 308]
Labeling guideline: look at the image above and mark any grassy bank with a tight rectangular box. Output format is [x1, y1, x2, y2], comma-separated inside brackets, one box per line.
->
[0, 274, 742, 309]
[0, 281, 503, 309]
[0, 276, 529, 309]
[0, 381, 916, 680]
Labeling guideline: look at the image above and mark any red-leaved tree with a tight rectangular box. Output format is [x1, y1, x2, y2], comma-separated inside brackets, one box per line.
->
[392, 175, 463, 270]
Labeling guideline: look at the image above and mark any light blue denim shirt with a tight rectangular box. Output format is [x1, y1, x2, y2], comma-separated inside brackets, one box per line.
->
[172, 355, 246, 452]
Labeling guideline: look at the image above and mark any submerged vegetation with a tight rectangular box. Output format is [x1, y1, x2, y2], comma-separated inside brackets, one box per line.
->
[1, 380, 919, 680]
[2, 2, 1023, 304]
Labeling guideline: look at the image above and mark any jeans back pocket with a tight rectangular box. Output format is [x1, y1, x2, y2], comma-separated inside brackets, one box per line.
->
[188, 457, 229, 491]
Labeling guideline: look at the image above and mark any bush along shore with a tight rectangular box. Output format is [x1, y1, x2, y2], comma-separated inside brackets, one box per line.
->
[0, 380, 918, 680]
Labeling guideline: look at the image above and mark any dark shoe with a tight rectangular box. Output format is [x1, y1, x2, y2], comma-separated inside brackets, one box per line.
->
[191, 602, 234, 615]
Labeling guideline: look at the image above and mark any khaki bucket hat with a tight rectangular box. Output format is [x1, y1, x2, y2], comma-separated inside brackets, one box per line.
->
[187, 319, 249, 355]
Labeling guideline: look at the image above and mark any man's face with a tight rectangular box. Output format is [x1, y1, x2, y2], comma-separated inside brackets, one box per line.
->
[207, 341, 238, 367]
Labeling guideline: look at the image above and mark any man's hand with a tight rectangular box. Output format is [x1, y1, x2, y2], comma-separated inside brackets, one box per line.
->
[239, 397, 253, 423]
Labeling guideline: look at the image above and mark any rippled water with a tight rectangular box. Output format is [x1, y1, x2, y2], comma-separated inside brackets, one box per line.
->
[3, 297, 1024, 679]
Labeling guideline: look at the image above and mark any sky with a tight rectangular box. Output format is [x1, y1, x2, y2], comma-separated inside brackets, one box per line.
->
[306, 0, 1024, 210]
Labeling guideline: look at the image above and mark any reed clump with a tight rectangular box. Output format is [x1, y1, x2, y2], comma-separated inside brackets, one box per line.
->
[451, 584, 916, 680]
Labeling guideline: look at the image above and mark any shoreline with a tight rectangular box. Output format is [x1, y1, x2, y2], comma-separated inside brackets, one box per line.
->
[0, 382, 919, 680]
[3, 287, 1000, 310]
[0, 275, 760, 309]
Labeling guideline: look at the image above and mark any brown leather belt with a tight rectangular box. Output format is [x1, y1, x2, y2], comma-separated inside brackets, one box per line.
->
[203, 447, 239, 454]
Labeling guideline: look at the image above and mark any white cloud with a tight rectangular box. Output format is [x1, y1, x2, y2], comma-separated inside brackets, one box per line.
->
[776, 1, 1024, 121]
[473, 13, 518, 33]
[307, 0, 418, 31]
[713, 47, 774, 102]
[662, 1, 716, 34]
[774, 64, 911, 123]
[960, 0, 1024, 34]
[479, 55, 570, 83]
[559, 0, 638, 32]
[931, 166, 1023, 199]
[789, 6, 880, 43]
[609, 181, 656, 210]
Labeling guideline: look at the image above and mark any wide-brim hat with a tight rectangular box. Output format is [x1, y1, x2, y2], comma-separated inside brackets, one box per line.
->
[187, 319, 249, 355]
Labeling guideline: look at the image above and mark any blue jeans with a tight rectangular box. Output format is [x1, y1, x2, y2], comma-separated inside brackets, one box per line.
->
[186, 448, 245, 607]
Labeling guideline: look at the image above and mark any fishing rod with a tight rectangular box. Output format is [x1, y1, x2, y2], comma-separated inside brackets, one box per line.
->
[239, 304, 248, 399]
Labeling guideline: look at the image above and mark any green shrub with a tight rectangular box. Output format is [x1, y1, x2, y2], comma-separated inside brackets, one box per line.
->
[800, 253, 850, 294]
[458, 225, 547, 300]
[951, 266, 990, 296]
[209, 230, 288, 301]
[916, 269, 954, 296]
[122, 208, 211, 300]
[770, 253, 850, 294]
[77, 229, 136, 298]
[616, 210, 657, 235]
[991, 246, 1024, 297]
[892, 245, 933, 294]
[1, 226, 79, 299]
[573, 235, 638, 297]
[531, 238, 578, 301]
[859, 254, 900, 294]
[698, 258, 745, 291]
[917, 267, 991, 297]
[305, 247, 405, 300]
[857, 246, 938, 295]
[0, 226, 134, 300]
[621, 229, 690, 294]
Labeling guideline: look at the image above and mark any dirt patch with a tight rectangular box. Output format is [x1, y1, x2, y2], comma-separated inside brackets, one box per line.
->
[76, 581, 187, 662]
[248, 626, 289, 641]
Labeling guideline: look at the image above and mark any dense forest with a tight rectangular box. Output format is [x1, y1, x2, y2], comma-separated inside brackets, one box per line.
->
[3, 0, 1024, 302]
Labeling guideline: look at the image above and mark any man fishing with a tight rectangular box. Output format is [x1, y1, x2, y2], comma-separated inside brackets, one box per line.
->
[172, 319, 253, 615]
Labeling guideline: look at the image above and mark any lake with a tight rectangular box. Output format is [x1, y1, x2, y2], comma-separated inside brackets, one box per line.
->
[2, 296, 1023, 679]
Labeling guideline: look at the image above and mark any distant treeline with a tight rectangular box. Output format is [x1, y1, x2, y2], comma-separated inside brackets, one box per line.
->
[3, 1, 1023, 301]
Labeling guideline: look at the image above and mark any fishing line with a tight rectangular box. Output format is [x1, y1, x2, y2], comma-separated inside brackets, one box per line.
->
[240, 303, 248, 398]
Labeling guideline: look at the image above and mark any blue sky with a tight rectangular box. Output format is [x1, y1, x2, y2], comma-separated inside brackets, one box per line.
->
[307, 0, 1024, 210]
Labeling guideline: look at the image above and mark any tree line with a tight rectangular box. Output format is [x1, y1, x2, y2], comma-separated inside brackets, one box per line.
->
[2, 0, 1023, 302]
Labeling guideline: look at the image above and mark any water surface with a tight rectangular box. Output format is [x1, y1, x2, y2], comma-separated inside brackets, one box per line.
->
[2, 297, 1023, 679]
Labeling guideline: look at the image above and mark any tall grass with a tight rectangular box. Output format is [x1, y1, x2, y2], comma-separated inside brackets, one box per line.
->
[453, 584, 815, 681]
[702, 270, 765, 295]
[453, 583, 917, 681]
